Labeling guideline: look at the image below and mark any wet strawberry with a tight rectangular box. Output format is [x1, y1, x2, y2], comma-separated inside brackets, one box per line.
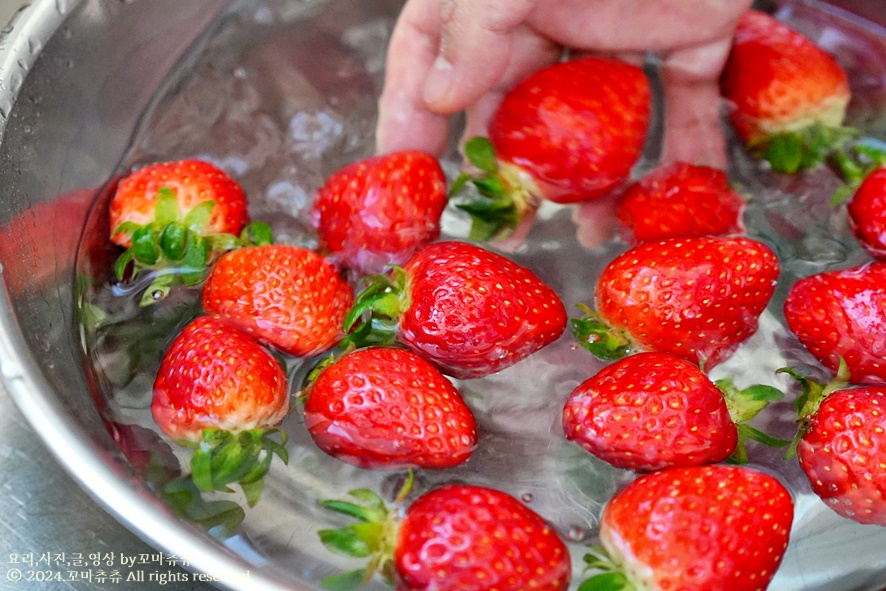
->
[302, 347, 477, 469]
[310, 151, 448, 274]
[720, 9, 853, 173]
[319, 476, 571, 591]
[573, 236, 780, 369]
[844, 167, 886, 259]
[783, 262, 886, 384]
[580, 465, 793, 591]
[345, 241, 567, 379]
[563, 352, 786, 472]
[451, 56, 651, 241]
[152, 315, 289, 505]
[616, 161, 745, 244]
[202, 244, 353, 357]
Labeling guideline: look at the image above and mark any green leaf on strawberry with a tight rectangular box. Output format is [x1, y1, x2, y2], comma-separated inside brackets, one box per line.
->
[569, 304, 632, 361]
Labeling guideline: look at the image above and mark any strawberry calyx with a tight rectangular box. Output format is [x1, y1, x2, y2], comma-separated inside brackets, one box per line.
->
[569, 304, 632, 361]
[318, 471, 415, 591]
[342, 266, 409, 348]
[181, 427, 288, 507]
[160, 476, 246, 539]
[756, 121, 858, 175]
[113, 187, 273, 306]
[450, 137, 537, 242]
[830, 140, 886, 205]
[716, 377, 790, 464]
[577, 546, 632, 591]
[779, 358, 852, 459]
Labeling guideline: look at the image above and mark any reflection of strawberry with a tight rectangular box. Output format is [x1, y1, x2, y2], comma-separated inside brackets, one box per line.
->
[310, 151, 448, 274]
[302, 347, 477, 469]
[202, 244, 353, 357]
[452, 57, 651, 241]
[573, 236, 780, 369]
[152, 315, 289, 505]
[319, 477, 571, 591]
[616, 162, 745, 244]
[720, 10, 852, 173]
[563, 352, 786, 471]
[346, 241, 567, 379]
[783, 262, 886, 384]
[581, 465, 793, 591]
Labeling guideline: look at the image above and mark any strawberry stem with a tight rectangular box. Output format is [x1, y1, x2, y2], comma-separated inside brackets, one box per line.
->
[718, 377, 789, 464]
[758, 122, 858, 174]
[570, 304, 632, 361]
[578, 546, 632, 591]
[342, 267, 408, 348]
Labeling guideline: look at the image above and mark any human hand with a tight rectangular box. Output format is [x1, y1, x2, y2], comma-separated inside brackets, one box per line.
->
[376, 0, 753, 169]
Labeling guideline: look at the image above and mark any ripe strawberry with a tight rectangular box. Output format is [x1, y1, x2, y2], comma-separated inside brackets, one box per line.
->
[152, 315, 289, 505]
[302, 347, 477, 469]
[319, 476, 571, 591]
[843, 167, 886, 259]
[581, 465, 793, 591]
[563, 352, 786, 472]
[572, 236, 780, 369]
[345, 241, 567, 379]
[616, 161, 745, 244]
[780, 363, 886, 525]
[310, 151, 448, 274]
[720, 9, 853, 173]
[202, 244, 353, 357]
[783, 262, 886, 384]
[452, 56, 651, 241]
[109, 159, 263, 305]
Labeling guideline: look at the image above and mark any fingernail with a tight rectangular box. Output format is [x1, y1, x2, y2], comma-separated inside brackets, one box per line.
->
[423, 55, 455, 107]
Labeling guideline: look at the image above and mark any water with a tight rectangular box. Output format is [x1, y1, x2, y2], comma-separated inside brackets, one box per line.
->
[75, 1, 886, 590]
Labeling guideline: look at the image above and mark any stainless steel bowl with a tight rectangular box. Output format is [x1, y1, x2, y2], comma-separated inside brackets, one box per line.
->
[2, 2, 886, 590]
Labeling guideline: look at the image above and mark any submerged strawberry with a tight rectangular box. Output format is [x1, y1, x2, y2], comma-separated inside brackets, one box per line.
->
[152, 315, 289, 505]
[572, 236, 780, 369]
[581, 465, 793, 591]
[310, 151, 448, 274]
[783, 262, 886, 384]
[452, 56, 651, 241]
[616, 161, 745, 244]
[563, 352, 786, 472]
[345, 241, 567, 379]
[202, 244, 353, 357]
[720, 9, 853, 173]
[302, 347, 477, 469]
[319, 475, 571, 591]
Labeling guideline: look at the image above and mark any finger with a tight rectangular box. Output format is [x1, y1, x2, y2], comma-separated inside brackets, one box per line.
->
[376, 0, 451, 155]
[423, 0, 537, 112]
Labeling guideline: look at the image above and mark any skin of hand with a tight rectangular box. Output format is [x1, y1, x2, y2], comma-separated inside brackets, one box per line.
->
[376, 0, 754, 168]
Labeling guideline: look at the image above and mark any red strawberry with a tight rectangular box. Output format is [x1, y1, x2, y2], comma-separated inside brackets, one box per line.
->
[152, 315, 289, 505]
[563, 352, 786, 472]
[581, 465, 793, 591]
[202, 244, 353, 357]
[346, 241, 567, 379]
[781, 364, 886, 525]
[616, 161, 745, 244]
[319, 476, 571, 591]
[109, 159, 262, 304]
[720, 9, 852, 173]
[845, 167, 886, 259]
[302, 347, 477, 469]
[452, 56, 651, 241]
[572, 236, 780, 369]
[310, 151, 448, 274]
[783, 262, 886, 384]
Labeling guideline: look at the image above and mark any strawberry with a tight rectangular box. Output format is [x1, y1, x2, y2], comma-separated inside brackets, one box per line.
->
[563, 352, 787, 472]
[302, 346, 478, 469]
[780, 362, 886, 525]
[202, 244, 353, 357]
[345, 240, 567, 379]
[451, 56, 651, 241]
[310, 151, 448, 274]
[580, 464, 794, 591]
[783, 262, 886, 384]
[720, 9, 853, 173]
[616, 161, 745, 244]
[572, 235, 780, 369]
[109, 159, 266, 305]
[319, 475, 571, 591]
[152, 315, 289, 506]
